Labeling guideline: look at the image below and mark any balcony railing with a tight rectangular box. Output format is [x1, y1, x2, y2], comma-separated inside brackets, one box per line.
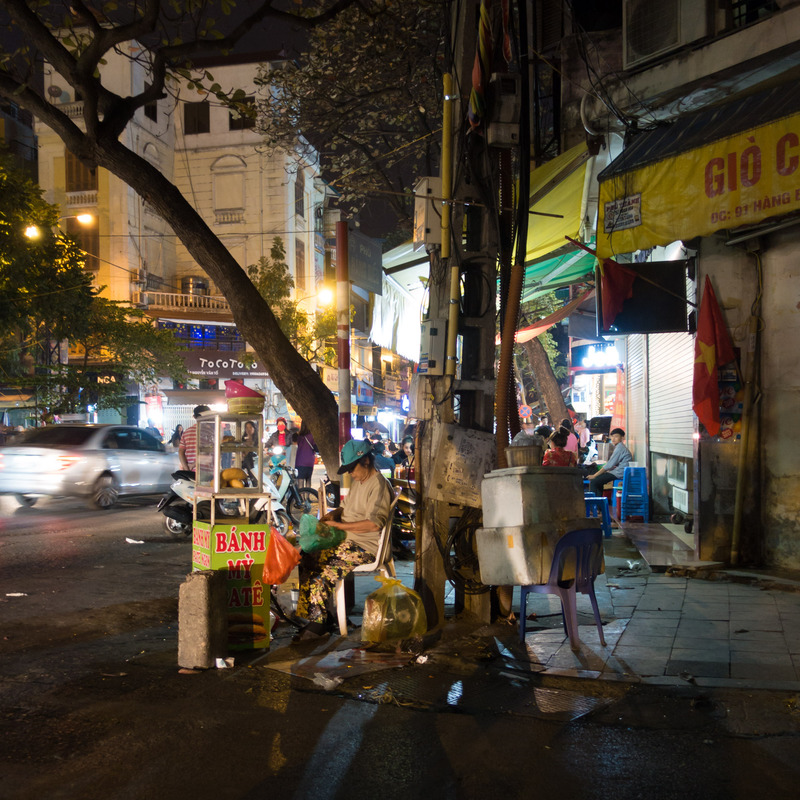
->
[66, 190, 98, 207]
[135, 291, 231, 313]
[62, 101, 84, 119]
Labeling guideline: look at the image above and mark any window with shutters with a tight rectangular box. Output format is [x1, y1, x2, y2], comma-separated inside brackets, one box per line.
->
[294, 170, 305, 217]
[229, 97, 256, 130]
[66, 216, 99, 273]
[295, 239, 306, 293]
[184, 100, 210, 134]
[143, 82, 157, 122]
[65, 150, 97, 192]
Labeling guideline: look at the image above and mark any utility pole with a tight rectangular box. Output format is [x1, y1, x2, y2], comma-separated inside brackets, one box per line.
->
[415, 0, 502, 625]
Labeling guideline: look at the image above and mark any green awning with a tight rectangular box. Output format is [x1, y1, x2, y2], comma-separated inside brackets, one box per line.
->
[521, 249, 596, 303]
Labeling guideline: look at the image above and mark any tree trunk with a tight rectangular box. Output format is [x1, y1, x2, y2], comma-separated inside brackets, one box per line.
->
[520, 336, 569, 426]
[98, 139, 341, 475]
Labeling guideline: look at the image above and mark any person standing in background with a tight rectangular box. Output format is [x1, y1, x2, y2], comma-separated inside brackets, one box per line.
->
[293, 420, 317, 488]
[169, 424, 184, 453]
[178, 405, 210, 471]
[559, 418, 579, 456]
[266, 416, 297, 450]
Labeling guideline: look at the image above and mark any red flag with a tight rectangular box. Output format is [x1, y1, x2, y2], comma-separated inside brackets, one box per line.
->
[599, 259, 638, 330]
[693, 276, 736, 436]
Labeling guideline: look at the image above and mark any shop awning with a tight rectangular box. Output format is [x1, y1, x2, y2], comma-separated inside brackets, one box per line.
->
[597, 83, 800, 258]
[0, 392, 34, 406]
[521, 249, 596, 303]
[526, 141, 592, 264]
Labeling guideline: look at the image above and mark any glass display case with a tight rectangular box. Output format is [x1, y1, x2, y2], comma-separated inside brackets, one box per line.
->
[195, 412, 264, 494]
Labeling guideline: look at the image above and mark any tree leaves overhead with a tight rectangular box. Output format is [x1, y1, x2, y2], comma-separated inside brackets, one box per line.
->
[247, 237, 337, 366]
[256, 0, 446, 228]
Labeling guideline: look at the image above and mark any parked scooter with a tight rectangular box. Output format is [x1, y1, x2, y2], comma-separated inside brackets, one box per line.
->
[157, 469, 292, 539]
[267, 446, 319, 524]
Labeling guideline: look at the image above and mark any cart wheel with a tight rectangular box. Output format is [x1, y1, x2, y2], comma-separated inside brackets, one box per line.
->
[670, 512, 685, 525]
[684, 519, 693, 534]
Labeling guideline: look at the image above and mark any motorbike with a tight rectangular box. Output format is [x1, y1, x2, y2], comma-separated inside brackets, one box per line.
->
[157, 468, 292, 539]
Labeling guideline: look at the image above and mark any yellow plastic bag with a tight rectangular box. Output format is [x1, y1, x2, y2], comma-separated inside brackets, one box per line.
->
[361, 576, 427, 643]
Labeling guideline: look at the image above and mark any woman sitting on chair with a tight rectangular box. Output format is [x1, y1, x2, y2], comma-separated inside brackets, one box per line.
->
[543, 428, 578, 467]
[293, 439, 392, 643]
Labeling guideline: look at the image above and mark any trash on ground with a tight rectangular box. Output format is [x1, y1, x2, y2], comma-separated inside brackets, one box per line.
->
[125, 538, 145, 544]
[5, 592, 28, 597]
[312, 672, 343, 690]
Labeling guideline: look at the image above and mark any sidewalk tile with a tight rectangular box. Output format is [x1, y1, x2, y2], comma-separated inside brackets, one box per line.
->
[672, 636, 731, 652]
[606, 655, 666, 677]
[676, 619, 729, 639]
[729, 651, 794, 666]
[617, 633, 675, 649]
[670, 647, 730, 662]
[666, 658, 729, 678]
[730, 637, 789, 654]
[680, 603, 730, 620]
[729, 629, 787, 644]
[729, 595, 776, 607]
[630, 609, 681, 619]
[729, 617, 783, 633]
[635, 596, 685, 611]
[730, 663, 797, 681]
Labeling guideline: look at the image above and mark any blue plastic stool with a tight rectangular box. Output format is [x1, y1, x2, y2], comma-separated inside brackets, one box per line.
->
[585, 496, 612, 538]
[621, 467, 649, 522]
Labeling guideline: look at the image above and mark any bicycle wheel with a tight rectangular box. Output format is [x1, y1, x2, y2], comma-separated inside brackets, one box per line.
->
[286, 486, 319, 524]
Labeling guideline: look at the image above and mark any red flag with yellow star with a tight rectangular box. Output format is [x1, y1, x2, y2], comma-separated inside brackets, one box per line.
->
[693, 276, 735, 436]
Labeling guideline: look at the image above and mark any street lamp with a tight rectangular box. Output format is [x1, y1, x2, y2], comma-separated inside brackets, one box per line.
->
[24, 213, 95, 240]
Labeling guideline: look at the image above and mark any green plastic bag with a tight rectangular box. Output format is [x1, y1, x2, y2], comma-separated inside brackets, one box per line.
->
[362, 576, 427, 643]
[298, 514, 345, 553]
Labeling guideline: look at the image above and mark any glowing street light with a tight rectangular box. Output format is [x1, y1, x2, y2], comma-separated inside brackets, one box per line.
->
[24, 213, 95, 240]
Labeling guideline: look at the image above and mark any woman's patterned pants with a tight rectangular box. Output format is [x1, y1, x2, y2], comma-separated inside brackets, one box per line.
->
[296, 540, 375, 624]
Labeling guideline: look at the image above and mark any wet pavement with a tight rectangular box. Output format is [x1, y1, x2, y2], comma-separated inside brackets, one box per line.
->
[260, 532, 800, 695]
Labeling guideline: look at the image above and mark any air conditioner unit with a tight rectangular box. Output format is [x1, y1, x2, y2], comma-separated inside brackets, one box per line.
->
[623, 0, 710, 70]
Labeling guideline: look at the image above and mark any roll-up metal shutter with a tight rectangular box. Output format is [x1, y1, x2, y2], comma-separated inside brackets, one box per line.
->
[647, 332, 694, 458]
[625, 334, 648, 466]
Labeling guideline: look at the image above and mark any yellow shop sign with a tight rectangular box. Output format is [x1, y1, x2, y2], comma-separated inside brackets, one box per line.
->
[597, 111, 800, 258]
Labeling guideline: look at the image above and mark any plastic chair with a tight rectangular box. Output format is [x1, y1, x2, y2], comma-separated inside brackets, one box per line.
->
[584, 496, 612, 538]
[333, 487, 401, 636]
[621, 466, 649, 522]
[519, 528, 606, 650]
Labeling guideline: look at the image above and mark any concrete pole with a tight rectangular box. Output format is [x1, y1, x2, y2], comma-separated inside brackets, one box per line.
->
[335, 220, 352, 497]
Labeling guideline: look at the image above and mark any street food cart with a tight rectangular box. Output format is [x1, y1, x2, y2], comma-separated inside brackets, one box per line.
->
[190, 412, 272, 650]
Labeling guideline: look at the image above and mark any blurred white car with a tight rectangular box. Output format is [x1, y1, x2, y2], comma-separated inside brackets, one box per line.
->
[0, 424, 179, 509]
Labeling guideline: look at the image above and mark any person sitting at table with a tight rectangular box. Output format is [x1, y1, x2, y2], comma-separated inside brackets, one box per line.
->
[588, 428, 632, 496]
[543, 428, 578, 467]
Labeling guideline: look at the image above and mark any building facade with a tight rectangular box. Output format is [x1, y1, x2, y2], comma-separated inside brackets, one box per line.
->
[556, 0, 800, 568]
[35, 46, 332, 434]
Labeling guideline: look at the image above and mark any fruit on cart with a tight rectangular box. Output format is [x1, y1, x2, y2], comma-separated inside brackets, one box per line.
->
[222, 467, 247, 481]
